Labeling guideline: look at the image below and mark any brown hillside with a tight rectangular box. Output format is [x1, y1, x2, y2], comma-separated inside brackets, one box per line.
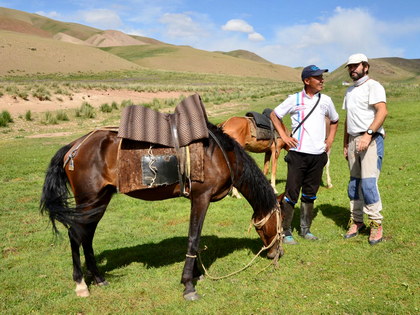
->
[53, 32, 90, 45]
[327, 58, 420, 84]
[218, 49, 272, 64]
[0, 30, 141, 75]
[130, 45, 301, 81]
[85, 30, 148, 47]
[0, 16, 51, 37]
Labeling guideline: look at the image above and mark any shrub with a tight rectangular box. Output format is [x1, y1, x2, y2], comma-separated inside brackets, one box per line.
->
[100, 103, 113, 113]
[25, 110, 33, 121]
[56, 110, 69, 121]
[0, 110, 13, 127]
[120, 100, 134, 108]
[75, 102, 96, 118]
[32, 87, 51, 101]
[41, 111, 58, 125]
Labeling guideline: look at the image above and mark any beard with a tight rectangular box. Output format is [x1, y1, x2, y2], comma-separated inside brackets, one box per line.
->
[350, 69, 367, 81]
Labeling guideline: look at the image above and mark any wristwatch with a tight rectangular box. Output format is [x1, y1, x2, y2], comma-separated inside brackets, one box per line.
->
[367, 129, 374, 135]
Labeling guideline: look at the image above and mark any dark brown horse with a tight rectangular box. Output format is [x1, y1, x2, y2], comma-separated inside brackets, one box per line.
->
[220, 116, 288, 196]
[40, 122, 282, 301]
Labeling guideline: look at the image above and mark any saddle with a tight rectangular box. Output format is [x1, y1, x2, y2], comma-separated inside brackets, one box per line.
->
[245, 108, 278, 140]
[117, 94, 208, 195]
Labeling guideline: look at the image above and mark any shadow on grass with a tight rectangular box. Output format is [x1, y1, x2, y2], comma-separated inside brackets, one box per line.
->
[288, 203, 351, 234]
[318, 204, 350, 230]
[96, 235, 264, 274]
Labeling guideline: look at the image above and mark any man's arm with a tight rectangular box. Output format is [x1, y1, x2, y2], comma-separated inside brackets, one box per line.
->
[357, 102, 388, 152]
[270, 110, 298, 149]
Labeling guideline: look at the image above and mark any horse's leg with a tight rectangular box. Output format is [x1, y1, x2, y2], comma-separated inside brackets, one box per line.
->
[268, 149, 278, 194]
[82, 222, 108, 286]
[182, 192, 211, 301]
[230, 187, 242, 199]
[325, 151, 332, 188]
[69, 227, 90, 297]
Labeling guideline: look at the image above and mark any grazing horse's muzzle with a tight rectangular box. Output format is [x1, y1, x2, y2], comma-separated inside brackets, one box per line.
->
[253, 206, 283, 260]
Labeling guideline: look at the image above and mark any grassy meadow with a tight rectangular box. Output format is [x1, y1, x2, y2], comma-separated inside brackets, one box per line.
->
[0, 71, 419, 314]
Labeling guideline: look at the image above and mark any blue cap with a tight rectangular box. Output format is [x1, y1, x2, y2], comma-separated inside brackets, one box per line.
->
[301, 65, 328, 80]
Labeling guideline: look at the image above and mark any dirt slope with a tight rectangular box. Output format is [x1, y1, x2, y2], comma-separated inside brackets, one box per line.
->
[0, 30, 141, 75]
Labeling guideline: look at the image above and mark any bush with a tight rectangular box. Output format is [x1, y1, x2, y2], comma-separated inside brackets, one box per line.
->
[75, 102, 96, 118]
[56, 110, 69, 121]
[100, 103, 113, 113]
[32, 87, 51, 101]
[25, 110, 33, 121]
[41, 111, 58, 125]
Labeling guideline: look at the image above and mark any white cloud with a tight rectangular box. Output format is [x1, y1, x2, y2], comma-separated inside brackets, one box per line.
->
[222, 19, 254, 33]
[222, 19, 265, 43]
[248, 32, 265, 41]
[261, 7, 410, 69]
[159, 12, 210, 42]
[78, 9, 122, 29]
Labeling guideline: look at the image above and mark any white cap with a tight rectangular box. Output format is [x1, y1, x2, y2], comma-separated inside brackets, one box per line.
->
[346, 53, 368, 66]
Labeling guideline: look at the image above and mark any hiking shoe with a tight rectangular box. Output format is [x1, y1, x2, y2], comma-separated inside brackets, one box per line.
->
[302, 232, 318, 240]
[368, 222, 383, 245]
[344, 221, 365, 239]
[283, 235, 298, 245]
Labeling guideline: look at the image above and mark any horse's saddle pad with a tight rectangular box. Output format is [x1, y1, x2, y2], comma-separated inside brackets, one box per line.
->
[118, 139, 204, 193]
[117, 93, 208, 147]
[245, 108, 273, 130]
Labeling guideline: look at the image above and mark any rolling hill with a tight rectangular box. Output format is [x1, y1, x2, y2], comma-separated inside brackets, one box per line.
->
[1, 7, 419, 83]
[327, 58, 420, 84]
[0, 6, 301, 80]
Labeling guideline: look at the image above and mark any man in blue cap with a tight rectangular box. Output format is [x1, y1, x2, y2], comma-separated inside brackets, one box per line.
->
[270, 65, 339, 244]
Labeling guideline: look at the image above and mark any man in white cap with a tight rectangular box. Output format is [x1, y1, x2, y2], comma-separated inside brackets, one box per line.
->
[342, 53, 388, 245]
[270, 65, 339, 244]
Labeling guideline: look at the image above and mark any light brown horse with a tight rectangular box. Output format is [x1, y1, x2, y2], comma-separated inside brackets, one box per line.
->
[221, 116, 333, 196]
[220, 116, 288, 197]
[40, 122, 282, 301]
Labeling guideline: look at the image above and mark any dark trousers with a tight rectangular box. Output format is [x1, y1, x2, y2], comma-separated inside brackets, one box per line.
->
[284, 150, 328, 205]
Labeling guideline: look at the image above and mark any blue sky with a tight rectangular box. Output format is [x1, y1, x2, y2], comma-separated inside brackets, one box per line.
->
[2, 0, 420, 70]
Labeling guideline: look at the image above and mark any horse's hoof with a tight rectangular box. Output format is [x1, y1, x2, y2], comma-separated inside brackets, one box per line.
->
[75, 288, 90, 297]
[183, 291, 200, 301]
[97, 280, 109, 287]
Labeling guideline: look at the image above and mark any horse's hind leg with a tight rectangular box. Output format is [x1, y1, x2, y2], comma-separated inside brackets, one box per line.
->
[69, 227, 90, 297]
[325, 151, 332, 188]
[266, 150, 278, 194]
[82, 222, 108, 286]
[69, 195, 112, 296]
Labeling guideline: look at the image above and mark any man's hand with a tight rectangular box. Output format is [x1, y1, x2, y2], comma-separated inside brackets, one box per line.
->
[357, 134, 372, 152]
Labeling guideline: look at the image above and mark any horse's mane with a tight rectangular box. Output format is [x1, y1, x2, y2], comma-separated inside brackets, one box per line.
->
[207, 122, 277, 216]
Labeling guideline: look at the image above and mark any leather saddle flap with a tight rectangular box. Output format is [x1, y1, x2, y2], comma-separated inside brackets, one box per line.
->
[118, 139, 204, 194]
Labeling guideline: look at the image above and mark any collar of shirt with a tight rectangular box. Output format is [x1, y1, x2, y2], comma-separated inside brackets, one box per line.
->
[302, 88, 320, 99]
[354, 75, 370, 87]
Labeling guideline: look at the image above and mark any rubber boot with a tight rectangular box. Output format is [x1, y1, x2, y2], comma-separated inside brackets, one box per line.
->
[299, 202, 318, 240]
[281, 199, 298, 245]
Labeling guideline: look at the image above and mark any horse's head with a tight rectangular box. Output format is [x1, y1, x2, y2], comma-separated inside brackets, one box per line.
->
[253, 201, 283, 259]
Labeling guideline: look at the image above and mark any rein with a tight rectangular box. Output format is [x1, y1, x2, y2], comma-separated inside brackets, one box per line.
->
[196, 205, 282, 280]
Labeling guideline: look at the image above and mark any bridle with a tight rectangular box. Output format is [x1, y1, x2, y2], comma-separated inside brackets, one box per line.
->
[252, 204, 282, 257]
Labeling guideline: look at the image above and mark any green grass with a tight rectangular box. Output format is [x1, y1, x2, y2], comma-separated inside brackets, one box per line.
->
[0, 79, 419, 314]
[100, 45, 178, 61]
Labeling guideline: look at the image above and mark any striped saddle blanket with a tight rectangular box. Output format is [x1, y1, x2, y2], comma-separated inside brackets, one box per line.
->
[117, 93, 209, 147]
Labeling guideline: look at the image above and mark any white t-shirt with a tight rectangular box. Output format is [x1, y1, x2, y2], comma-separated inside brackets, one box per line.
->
[273, 90, 339, 155]
[343, 76, 386, 136]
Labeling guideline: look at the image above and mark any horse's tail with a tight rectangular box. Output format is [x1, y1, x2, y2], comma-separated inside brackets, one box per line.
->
[40, 144, 74, 234]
